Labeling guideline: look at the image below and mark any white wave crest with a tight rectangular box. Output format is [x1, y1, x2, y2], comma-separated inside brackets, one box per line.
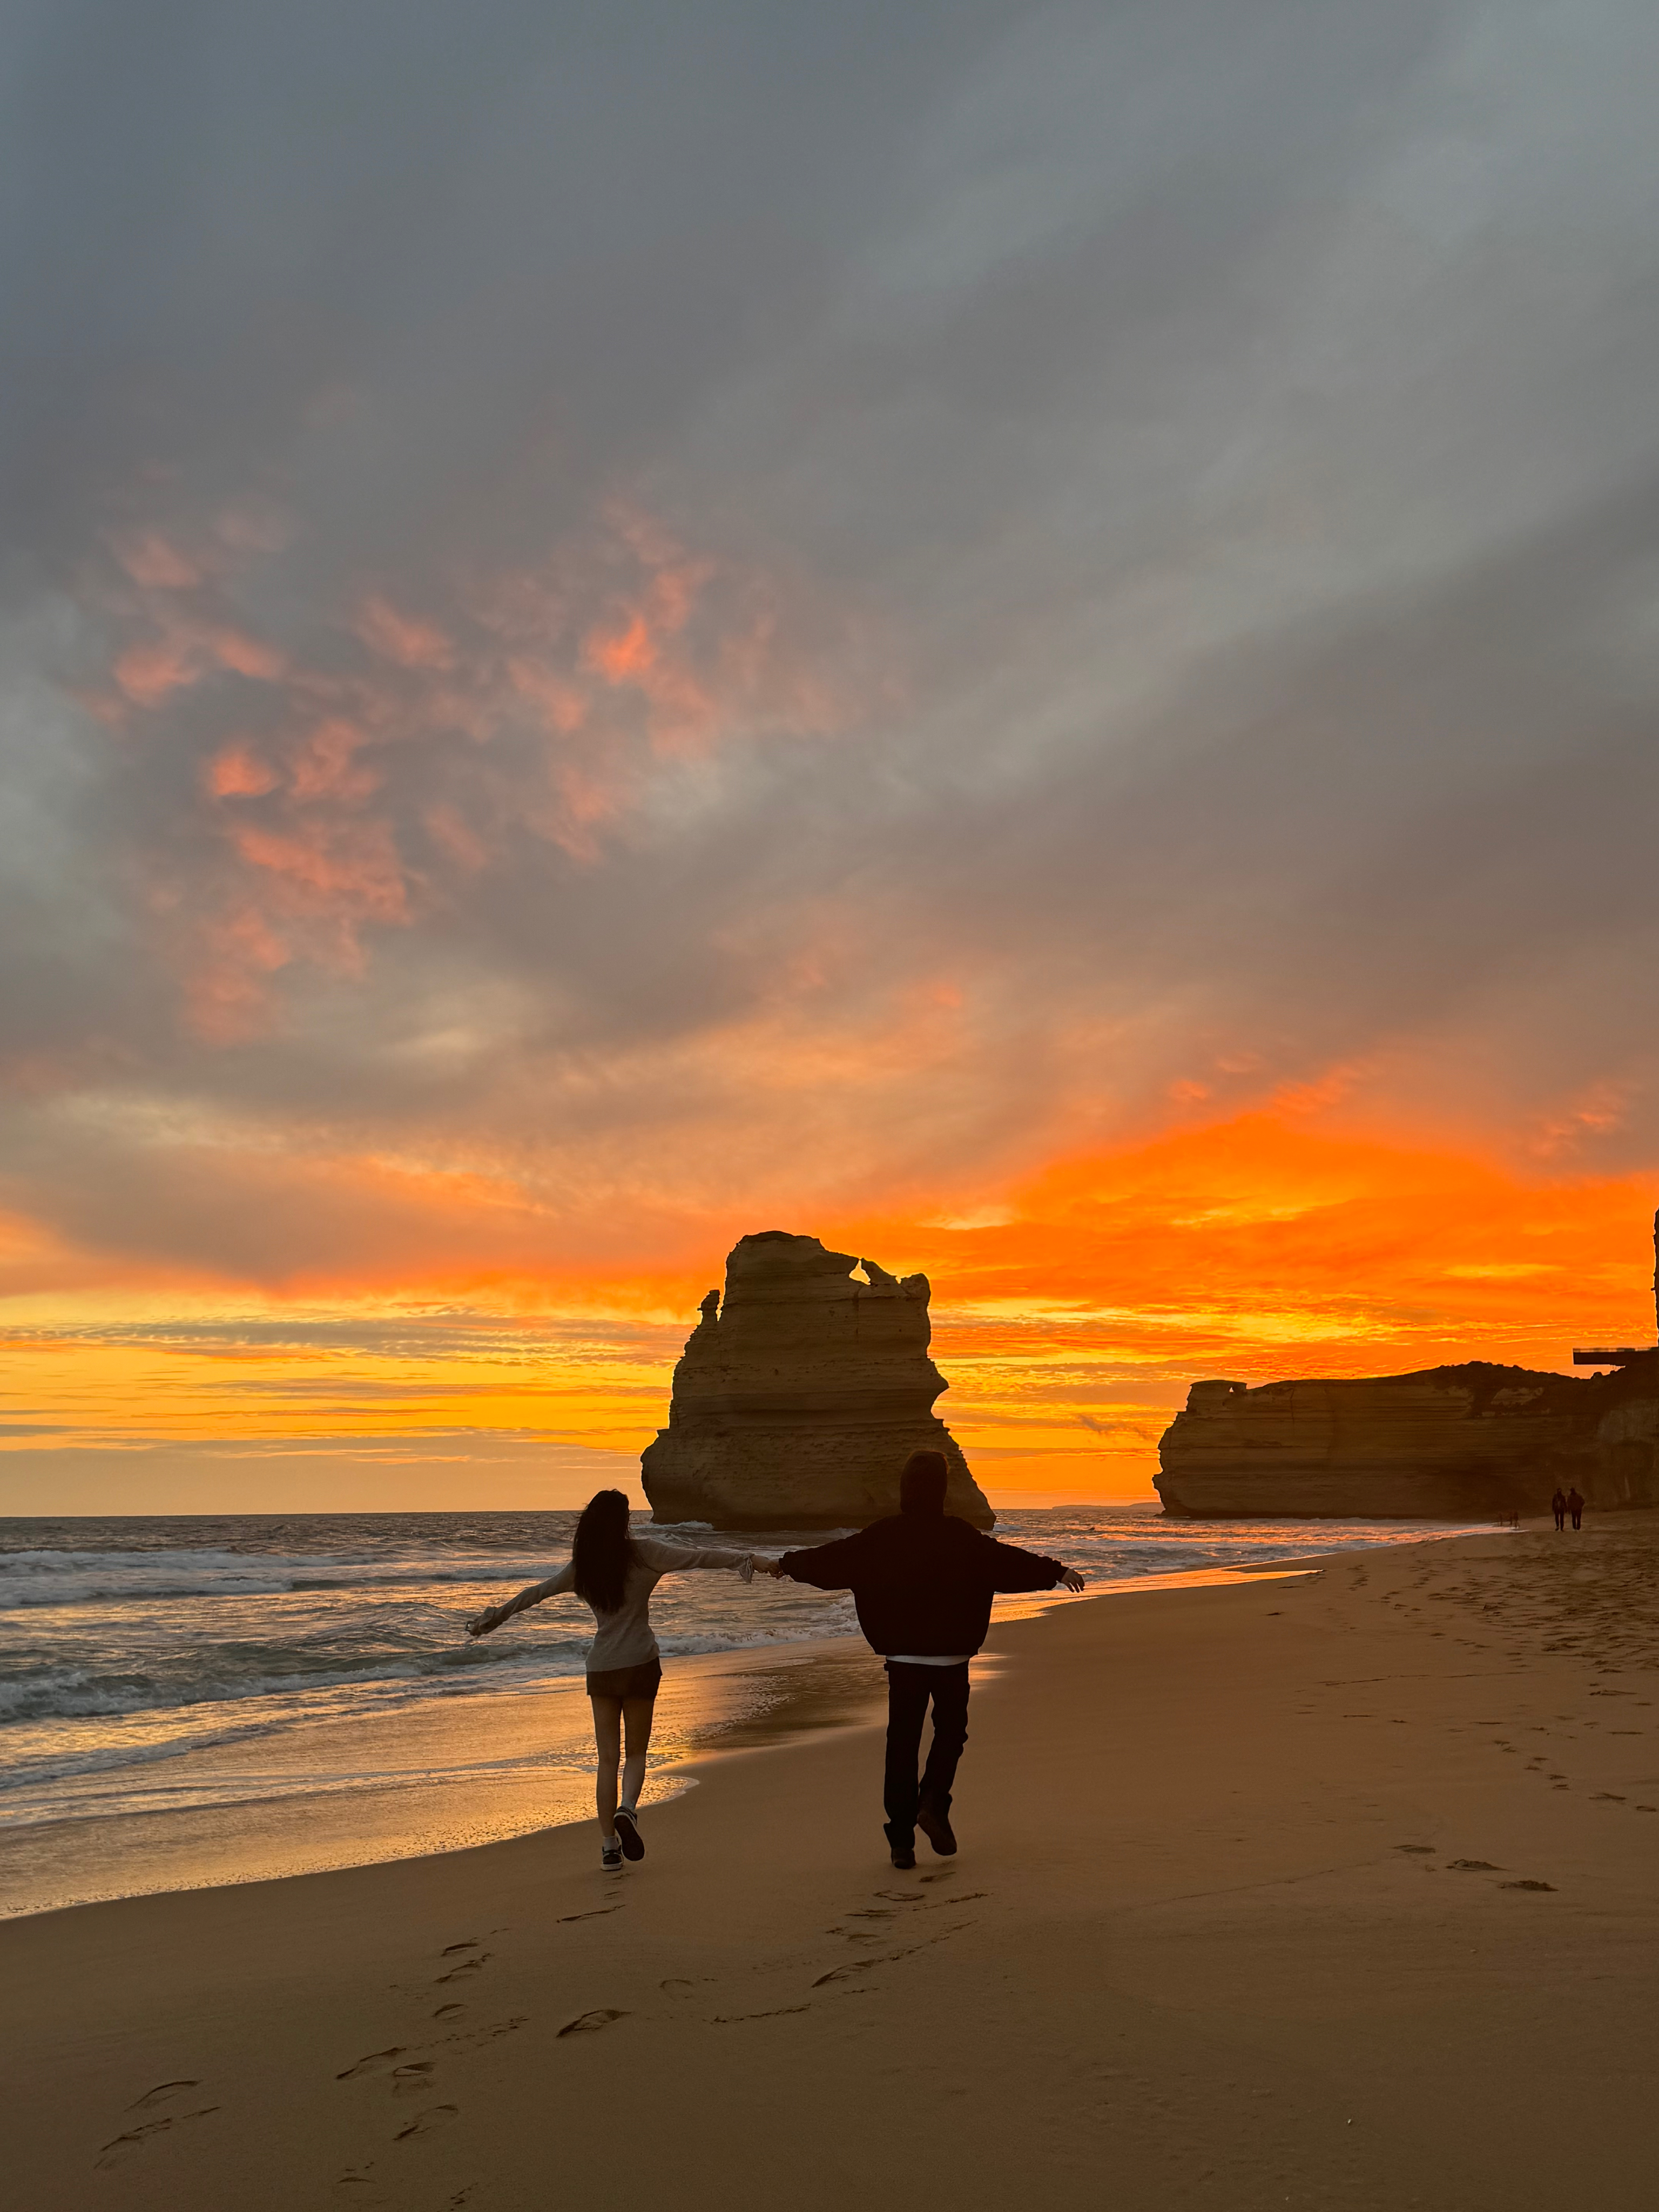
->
[0, 1547, 565, 1609]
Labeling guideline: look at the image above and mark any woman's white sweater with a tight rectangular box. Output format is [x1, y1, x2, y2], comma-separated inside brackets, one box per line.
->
[495, 1536, 755, 1671]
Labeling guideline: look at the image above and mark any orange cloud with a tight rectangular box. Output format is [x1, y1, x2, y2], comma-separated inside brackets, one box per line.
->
[109, 531, 201, 590]
[204, 744, 280, 798]
[584, 609, 656, 683]
[184, 905, 293, 1040]
[422, 802, 490, 873]
[288, 718, 380, 802]
[229, 819, 410, 926]
[354, 593, 456, 670]
[82, 480, 864, 1038]
[204, 625, 287, 683]
[113, 636, 198, 705]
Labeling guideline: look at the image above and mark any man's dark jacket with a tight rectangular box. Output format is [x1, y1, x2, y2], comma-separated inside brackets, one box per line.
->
[778, 1514, 1065, 1657]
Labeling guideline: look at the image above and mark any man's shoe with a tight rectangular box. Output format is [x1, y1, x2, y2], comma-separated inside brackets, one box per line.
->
[614, 1806, 645, 1861]
[885, 1820, 916, 1869]
[916, 1801, 957, 1856]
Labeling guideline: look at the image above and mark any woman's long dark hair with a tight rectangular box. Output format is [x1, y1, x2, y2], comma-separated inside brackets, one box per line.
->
[571, 1488, 637, 1614]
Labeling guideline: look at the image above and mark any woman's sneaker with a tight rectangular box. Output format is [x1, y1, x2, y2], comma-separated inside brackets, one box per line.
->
[601, 1837, 623, 1870]
[614, 1806, 645, 1861]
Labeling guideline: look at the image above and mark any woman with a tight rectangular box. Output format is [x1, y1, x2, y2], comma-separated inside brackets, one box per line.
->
[467, 1489, 779, 1870]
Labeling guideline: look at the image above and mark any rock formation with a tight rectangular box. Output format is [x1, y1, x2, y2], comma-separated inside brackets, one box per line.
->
[1156, 1355, 1659, 1518]
[641, 1230, 992, 1530]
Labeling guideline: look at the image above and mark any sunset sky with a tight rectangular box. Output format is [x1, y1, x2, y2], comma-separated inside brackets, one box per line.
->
[5, 1, 1659, 1513]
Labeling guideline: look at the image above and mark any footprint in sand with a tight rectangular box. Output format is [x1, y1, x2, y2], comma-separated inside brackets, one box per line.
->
[813, 1955, 901, 1987]
[1447, 1859, 1500, 1871]
[436, 1953, 491, 1984]
[127, 2080, 201, 2110]
[1394, 1844, 1435, 1855]
[441, 1940, 481, 1956]
[337, 2049, 407, 2081]
[1500, 1880, 1556, 1891]
[393, 2063, 438, 2096]
[660, 1978, 698, 1998]
[95, 2106, 221, 2170]
[433, 2004, 467, 2021]
[394, 2105, 459, 2142]
[558, 2008, 628, 2037]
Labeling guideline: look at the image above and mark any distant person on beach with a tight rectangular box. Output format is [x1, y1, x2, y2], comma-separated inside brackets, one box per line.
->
[1552, 1488, 1567, 1532]
[774, 1449, 1085, 1869]
[466, 1489, 781, 1870]
[1567, 1487, 1585, 1531]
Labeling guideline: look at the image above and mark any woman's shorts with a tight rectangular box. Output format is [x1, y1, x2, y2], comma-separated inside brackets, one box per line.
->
[585, 1657, 663, 1702]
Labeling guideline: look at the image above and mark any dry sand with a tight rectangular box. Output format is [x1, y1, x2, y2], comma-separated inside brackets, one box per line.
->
[7, 1516, 1659, 2211]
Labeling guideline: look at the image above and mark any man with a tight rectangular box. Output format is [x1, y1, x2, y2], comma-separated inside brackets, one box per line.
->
[776, 1449, 1085, 1867]
[1551, 1487, 1567, 1532]
[1567, 1486, 1585, 1531]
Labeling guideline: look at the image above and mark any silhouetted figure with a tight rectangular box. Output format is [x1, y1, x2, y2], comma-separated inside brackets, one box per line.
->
[1567, 1487, 1585, 1531]
[775, 1449, 1084, 1866]
[466, 1489, 778, 1868]
[1551, 1488, 1567, 1532]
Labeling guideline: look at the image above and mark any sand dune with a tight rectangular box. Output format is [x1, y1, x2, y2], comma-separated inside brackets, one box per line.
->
[6, 1518, 1658, 2209]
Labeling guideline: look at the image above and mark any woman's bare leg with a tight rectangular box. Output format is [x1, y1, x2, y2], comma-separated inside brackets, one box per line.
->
[619, 1694, 654, 1813]
[591, 1695, 623, 1840]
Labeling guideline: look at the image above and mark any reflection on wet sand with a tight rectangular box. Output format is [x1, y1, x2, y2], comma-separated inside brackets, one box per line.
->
[0, 1634, 891, 1920]
[0, 1564, 1340, 1919]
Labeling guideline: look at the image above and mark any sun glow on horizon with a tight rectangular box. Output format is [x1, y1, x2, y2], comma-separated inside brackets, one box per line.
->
[4, 1109, 1653, 1514]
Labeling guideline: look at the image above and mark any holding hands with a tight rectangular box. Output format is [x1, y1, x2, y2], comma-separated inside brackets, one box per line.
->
[1058, 1567, 1086, 1593]
[750, 1555, 784, 1579]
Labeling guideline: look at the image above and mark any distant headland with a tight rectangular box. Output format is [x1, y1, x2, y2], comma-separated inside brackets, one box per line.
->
[1156, 1212, 1659, 1519]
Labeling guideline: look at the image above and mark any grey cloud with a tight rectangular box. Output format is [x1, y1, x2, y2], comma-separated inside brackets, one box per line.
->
[3, 1, 1659, 1283]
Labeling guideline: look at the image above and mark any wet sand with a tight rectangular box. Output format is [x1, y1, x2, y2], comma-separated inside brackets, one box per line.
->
[0, 1562, 1301, 1920]
[0, 1636, 891, 1920]
[6, 1517, 1659, 2210]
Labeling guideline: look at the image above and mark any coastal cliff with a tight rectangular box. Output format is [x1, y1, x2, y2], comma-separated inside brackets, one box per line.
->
[641, 1230, 992, 1530]
[1155, 1355, 1659, 1518]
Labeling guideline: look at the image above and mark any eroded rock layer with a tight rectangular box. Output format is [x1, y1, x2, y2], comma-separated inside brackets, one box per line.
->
[1155, 1357, 1659, 1518]
[641, 1231, 992, 1529]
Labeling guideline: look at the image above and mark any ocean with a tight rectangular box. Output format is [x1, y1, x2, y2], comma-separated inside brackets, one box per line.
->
[0, 1506, 1483, 1916]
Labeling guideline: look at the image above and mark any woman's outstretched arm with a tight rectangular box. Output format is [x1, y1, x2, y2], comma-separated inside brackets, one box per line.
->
[631, 1536, 777, 1582]
[467, 1562, 575, 1638]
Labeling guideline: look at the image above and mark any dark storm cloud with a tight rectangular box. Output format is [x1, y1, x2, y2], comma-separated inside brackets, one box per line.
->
[3, 0, 1659, 1284]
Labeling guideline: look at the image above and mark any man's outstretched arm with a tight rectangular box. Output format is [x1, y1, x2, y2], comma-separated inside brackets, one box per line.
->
[776, 1528, 873, 1591]
[982, 1536, 1084, 1594]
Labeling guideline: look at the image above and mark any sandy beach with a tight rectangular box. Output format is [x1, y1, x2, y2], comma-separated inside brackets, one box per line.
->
[8, 1516, 1658, 2211]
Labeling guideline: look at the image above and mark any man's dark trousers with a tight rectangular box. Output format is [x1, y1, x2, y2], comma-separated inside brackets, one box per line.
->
[883, 1660, 970, 1842]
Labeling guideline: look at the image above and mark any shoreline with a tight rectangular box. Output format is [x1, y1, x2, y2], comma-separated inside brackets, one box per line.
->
[0, 1550, 1400, 1924]
[11, 1514, 1657, 2208]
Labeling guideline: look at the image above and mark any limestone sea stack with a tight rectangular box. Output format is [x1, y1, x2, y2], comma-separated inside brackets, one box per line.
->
[641, 1231, 993, 1530]
[1156, 1355, 1659, 1518]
